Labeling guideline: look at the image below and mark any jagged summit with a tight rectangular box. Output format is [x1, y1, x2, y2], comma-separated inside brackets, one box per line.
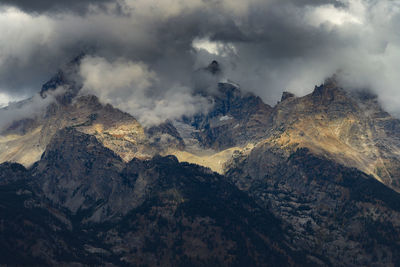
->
[280, 91, 295, 101]
[3, 57, 400, 190]
[179, 81, 272, 151]
[40, 54, 85, 104]
[205, 60, 221, 75]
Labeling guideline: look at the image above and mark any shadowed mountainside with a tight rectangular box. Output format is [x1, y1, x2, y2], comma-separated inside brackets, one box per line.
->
[0, 128, 308, 266]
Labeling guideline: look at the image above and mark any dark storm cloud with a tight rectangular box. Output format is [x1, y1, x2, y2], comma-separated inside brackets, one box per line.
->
[1, 0, 400, 122]
[0, 0, 117, 14]
[0, 0, 345, 97]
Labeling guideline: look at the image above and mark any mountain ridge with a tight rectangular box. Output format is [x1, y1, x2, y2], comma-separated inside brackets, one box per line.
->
[2, 61, 400, 191]
[1, 61, 400, 265]
[0, 127, 309, 266]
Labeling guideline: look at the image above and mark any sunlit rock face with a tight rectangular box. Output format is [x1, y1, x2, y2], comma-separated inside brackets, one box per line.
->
[174, 75, 400, 191]
[0, 67, 184, 167]
[260, 78, 400, 191]
[0, 94, 151, 167]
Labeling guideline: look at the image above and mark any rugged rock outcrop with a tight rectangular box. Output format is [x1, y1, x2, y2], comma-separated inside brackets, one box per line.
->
[0, 93, 184, 167]
[226, 146, 400, 266]
[0, 129, 306, 266]
[181, 82, 273, 150]
[262, 78, 400, 190]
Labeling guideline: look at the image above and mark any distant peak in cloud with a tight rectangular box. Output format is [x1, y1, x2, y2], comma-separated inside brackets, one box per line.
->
[205, 60, 222, 75]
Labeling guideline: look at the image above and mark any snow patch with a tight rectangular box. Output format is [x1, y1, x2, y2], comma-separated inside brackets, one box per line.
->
[219, 115, 233, 121]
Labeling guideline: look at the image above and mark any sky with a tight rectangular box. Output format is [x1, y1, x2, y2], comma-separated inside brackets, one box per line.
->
[1, 0, 400, 124]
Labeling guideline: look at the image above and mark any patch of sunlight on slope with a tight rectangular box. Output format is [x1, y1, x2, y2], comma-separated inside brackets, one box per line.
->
[266, 116, 387, 183]
[170, 144, 255, 174]
[0, 126, 44, 167]
[80, 123, 151, 162]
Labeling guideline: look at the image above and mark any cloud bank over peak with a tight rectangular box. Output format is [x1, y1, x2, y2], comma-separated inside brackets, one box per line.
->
[0, 86, 66, 131]
[0, 0, 400, 122]
[79, 56, 212, 126]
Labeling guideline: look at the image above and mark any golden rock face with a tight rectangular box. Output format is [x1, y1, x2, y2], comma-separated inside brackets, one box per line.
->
[81, 122, 150, 162]
[170, 144, 255, 174]
[0, 95, 159, 166]
[263, 85, 400, 191]
[0, 126, 44, 167]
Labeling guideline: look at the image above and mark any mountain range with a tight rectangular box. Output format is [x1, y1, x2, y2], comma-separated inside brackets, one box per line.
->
[1, 60, 400, 266]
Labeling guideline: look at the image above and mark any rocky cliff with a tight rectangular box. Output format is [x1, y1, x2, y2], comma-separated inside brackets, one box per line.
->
[0, 128, 306, 266]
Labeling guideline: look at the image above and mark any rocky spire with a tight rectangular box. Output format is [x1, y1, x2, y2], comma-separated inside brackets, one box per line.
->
[40, 53, 85, 104]
[281, 91, 295, 102]
[205, 60, 221, 75]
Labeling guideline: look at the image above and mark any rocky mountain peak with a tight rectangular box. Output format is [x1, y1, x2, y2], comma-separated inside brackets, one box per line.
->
[205, 60, 221, 75]
[36, 127, 123, 174]
[309, 82, 354, 113]
[280, 91, 295, 102]
[40, 54, 84, 104]
[311, 76, 346, 101]
[33, 127, 126, 215]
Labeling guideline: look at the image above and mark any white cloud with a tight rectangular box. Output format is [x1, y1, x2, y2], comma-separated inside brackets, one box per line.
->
[80, 56, 156, 102]
[0, 86, 65, 130]
[79, 56, 211, 125]
[0, 92, 12, 107]
[309, 6, 362, 26]
[192, 38, 220, 55]
[192, 37, 237, 57]
[0, 7, 53, 58]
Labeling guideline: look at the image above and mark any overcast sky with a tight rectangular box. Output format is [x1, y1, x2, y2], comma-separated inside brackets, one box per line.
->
[1, 0, 400, 123]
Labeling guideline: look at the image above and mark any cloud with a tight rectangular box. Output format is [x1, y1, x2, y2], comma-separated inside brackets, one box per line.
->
[79, 56, 211, 125]
[0, 87, 65, 131]
[80, 56, 156, 100]
[0, 0, 118, 14]
[0, 93, 14, 108]
[0, 0, 400, 123]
